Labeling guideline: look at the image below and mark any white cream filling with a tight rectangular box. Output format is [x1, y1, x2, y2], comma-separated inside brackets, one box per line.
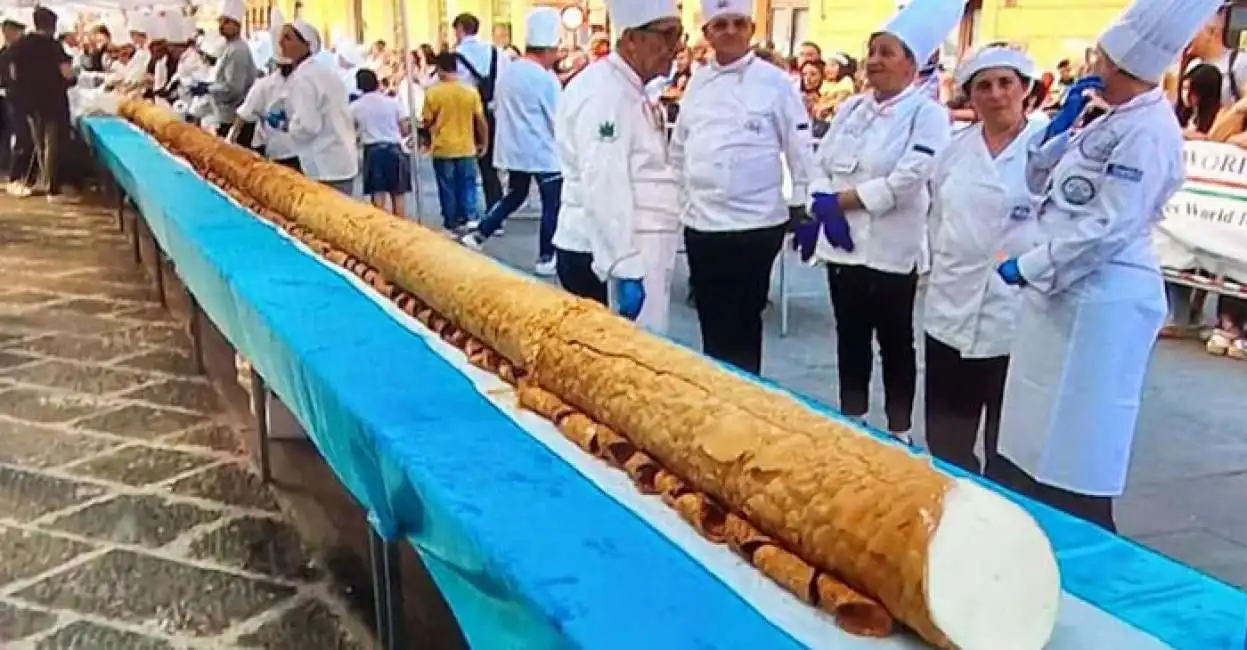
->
[926, 478, 1061, 650]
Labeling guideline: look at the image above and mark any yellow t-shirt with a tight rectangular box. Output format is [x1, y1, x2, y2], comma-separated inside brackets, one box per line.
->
[421, 80, 483, 159]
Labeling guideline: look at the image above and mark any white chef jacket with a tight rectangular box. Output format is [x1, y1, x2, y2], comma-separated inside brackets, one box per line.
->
[284, 57, 360, 182]
[493, 57, 560, 174]
[552, 53, 679, 280]
[924, 118, 1047, 359]
[808, 86, 951, 273]
[122, 47, 151, 85]
[238, 72, 297, 160]
[999, 88, 1179, 496]
[672, 52, 813, 232]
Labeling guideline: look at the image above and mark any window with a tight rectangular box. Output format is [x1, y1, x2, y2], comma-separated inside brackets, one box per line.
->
[769, 6, 809, 57]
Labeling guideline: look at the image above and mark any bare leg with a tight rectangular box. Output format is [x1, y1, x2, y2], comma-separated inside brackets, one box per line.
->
[391, 193, 407, 218]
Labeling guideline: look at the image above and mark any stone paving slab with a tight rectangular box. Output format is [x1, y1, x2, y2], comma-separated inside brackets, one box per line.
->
[0, 195, 367, 649]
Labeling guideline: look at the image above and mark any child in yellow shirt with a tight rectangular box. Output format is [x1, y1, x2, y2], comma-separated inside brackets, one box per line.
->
[420, 52, 489, 230]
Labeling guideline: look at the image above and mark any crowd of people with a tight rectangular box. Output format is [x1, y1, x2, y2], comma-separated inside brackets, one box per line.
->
[4, 0, 1236, 536]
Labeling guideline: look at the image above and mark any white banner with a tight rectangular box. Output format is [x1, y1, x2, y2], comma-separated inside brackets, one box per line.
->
[1155, 140, 1247, 282]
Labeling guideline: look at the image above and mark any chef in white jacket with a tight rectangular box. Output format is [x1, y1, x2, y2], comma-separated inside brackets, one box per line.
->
[993, 0, 1222, 532]
[924, 45, 1046, 479]
[121, 14, 151, 87]
[552, 0, 683, 332]
[671, 0, 813, 374]
[275, 19, 359, 193]
[798, 0, 960, 440]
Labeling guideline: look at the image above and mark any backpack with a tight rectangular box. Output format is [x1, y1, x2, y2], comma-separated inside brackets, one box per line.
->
[455, 48, 498, 110]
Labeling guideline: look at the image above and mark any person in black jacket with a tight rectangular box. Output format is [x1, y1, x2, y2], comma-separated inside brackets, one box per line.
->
[0, 17, 25, 180]
[7, 7, 74, 200]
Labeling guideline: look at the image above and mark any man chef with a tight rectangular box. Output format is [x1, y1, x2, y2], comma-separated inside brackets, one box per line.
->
[670, 0, 813, 374]
[552, 0, 683, 333]
[994, 0, 1223, 531]
[188, 0, 256, 144]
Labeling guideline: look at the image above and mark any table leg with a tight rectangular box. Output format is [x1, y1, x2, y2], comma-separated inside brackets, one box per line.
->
[382, 538, 405, 649]
[130, 210, 141, 265]
[115, 183, 125, 232]
[249, 366, 271, 484]
[368, 528, 391, 649]
[152, 239, 166, 308]
[187, 289, 206, 374]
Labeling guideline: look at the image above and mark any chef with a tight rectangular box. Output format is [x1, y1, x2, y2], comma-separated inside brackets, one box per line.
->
[993, 0, 1222, 531]
[923, 45, 1046, 478]
[230, 11, 293, 167]
[188, 0, 256, 142]
[121, 14, 151, 88]
[796, 0, 960, 440]
[273, 19, 359, 194]
[670, 0, 813, 374]
[551, 0, 683, 332]
[459, 8, 564, 278]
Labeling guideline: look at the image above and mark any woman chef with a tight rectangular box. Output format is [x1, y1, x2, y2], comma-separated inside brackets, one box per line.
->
[923, 45, 1046, 478]
[993, 0, 1223, 531]
[797, 0, 961, 441]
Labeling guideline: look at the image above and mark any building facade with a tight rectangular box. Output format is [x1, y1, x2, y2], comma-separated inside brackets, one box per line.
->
[274, 0, 1130, 69]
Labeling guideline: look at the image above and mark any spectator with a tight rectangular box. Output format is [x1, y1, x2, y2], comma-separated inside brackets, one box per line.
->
[1186, 7, 1247, 105]
[822, 52, 857, 106]
[352, 68, 412, 217]
[798, 59, 832, 136]
[420, 51, 488, 231]
[796, 40, 821, 65]
[7, 6, 74, 201]
[1178, 63, 1224, 138]
[0, 16, 25, 178]
[452, 12, 506, 212]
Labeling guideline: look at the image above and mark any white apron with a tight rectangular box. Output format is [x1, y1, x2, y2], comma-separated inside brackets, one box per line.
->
[608, 231, 679, 335]
[998, 260, 1166, 496]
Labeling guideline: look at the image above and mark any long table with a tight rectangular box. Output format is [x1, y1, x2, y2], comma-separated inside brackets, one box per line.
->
[83, 115, 1247, 650]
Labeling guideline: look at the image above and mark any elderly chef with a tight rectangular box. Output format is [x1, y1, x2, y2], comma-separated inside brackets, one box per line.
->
[670, 0, 813, 375]
[460, 8, 563, 277]
[796, 0, 960, 440]
[992, 0, 1222, 531]
[273, 19, 359, 194]
[121, 13, 152, 88]
[552, 0, 683, 331]
[188, 0, 256, 142]
[923, 45, 1046, 478]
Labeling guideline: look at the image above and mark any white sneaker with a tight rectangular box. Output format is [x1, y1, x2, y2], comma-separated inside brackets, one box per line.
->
[534, 257, 557, 276]
[465, 219, 481, 231]
[6, 182, 31, 197]
[458, 231, 484, 251]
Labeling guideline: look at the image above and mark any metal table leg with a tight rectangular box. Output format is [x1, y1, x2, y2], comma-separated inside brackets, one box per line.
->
[130, 209, 142, 265]
[249, 366, 271, 483]
[152, 240, 166, 308]
[382, 537, 405, 649]
[115, 184, 125, 232]
[368, 528, 391, 649]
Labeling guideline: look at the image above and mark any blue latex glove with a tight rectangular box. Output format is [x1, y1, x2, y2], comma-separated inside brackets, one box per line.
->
[997, 258, 1027, 287]
[791, 212, 821, 262]
[614, 278, 646, 321]
[1045, 75, 1104, 140]
[265, 110, 287, 130]
[811, 192, 854, 252]
[188, 81, 209, 97]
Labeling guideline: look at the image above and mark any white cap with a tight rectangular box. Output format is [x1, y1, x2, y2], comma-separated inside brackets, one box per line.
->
[1098, 0, 1223, 84]
[879, 0, 967, 63]
[525, 7, 560, 48]
[700, 0, 751, 22]
[148, 12, 169, 41]
[954, 44, 1035, 87]
[217, 0, 245, 24]
[606, 0, 678, 30]
[290, 19, 321, 55]
[128, 13, 149, 35]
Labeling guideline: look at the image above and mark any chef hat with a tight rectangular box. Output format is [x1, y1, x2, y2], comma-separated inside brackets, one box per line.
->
[606, 0, 678, 30]
[1098, 0, 1222, 84]
[878, 0, 967, 63]
[335, 41, 365, 67]
[181, 15, 200, 43]
[525, 7, 560, 48]
[200, 33, 227, 58]
[128, 12, 149, 35]
[700, 0, 751, 22]
[290, 19, 321, 55]
[218, 0, 245, 24]
[55, 9, 77, 37]
[954, 44, 1035, 87]
[148, 12, 169, 42]
[269, 7, 284, 43]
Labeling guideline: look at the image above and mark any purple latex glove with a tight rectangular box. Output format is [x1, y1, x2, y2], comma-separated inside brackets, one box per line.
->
[811, 192, 854, 252]
[791, 209, 821, 262]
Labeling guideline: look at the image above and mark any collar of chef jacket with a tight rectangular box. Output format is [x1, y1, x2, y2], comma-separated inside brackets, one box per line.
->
[705, 51, 755, 79]
[861, 83, 919, 118]
[606, 53, 645, 94]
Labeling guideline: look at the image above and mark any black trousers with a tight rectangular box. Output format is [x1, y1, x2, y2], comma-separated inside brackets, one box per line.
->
[26, 110, 68, 195]
[993, 457, 1117, 532]
[556, 248, 607, 306]
[477, 111, 502, 210]
[9, 102, 33, 185]
[924, 335, 1008, 478]
[685, 224, 785, 374]
[826, 264, 918, 432]
[0, 96, 10, 171]
[216, 121, 256, 150]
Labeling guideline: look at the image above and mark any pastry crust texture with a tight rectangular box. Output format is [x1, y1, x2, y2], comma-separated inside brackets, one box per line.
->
[118, 101, 1060, 649]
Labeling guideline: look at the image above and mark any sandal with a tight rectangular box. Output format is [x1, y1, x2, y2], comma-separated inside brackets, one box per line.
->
[1207, 330, 1234, 356]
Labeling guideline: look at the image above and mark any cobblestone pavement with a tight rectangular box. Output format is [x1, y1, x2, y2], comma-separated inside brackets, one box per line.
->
[0, 196, 366, 648]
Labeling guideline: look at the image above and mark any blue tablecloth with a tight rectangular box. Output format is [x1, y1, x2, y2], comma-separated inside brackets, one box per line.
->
[83, 116, 1247, 650]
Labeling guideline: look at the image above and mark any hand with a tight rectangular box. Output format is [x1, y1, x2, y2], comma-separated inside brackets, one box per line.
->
[997, 258, 1027, 287]
[810, 192, 854, 252]
[791, 212, 820, 262]
[1046, 75, 1103, 140]
[188, 81, 209, 97]
[614, 278, 646, 321]
[265, 110, 287, 129]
